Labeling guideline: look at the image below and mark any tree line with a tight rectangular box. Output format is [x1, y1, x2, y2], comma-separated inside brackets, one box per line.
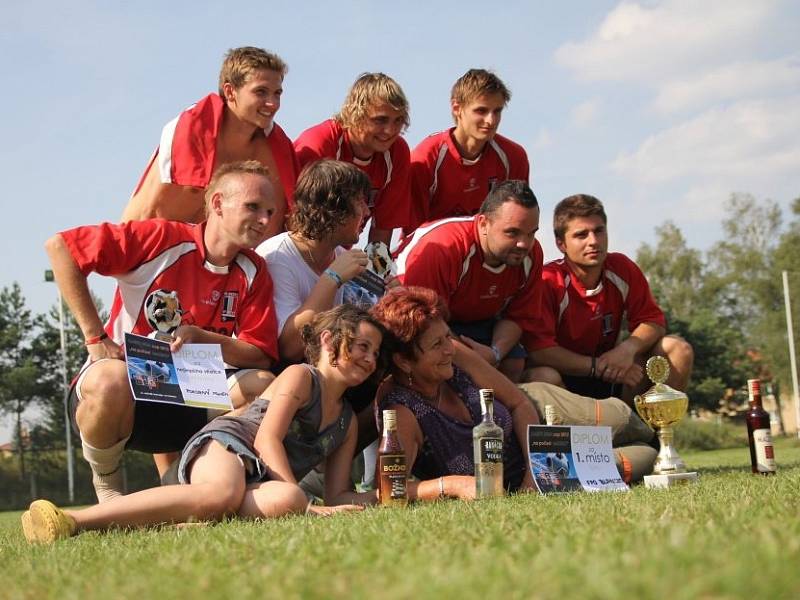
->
[636, 193, 800, 411]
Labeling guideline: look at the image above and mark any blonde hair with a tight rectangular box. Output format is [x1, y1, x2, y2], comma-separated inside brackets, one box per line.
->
[334, 72, 409, 131]
[218, 47, 287, 97]
[450, 68, 510, 123]
[204, 160, 271, 215]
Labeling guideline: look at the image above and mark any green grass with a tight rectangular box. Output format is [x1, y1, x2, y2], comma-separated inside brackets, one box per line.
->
[2, 438, 799, 600]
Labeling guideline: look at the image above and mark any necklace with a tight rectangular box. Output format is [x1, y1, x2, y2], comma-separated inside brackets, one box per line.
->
[292, 234, 333, 272]
[403, 376, 444, 409]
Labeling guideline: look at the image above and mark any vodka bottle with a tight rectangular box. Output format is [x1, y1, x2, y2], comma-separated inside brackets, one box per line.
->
[745, 379, 776, 475]
[473, 389, 504, 497]
[378, 409, 408, 506]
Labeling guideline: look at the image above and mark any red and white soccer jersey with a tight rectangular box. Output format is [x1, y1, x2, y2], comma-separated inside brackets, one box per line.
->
[60, 219, 279, 362]
[409, 130, 529, 228]
[396, 217, 543, 335]
[525, 253, 666, 356]
[294, 119, 413, 230]
[132, 93, 300, 209]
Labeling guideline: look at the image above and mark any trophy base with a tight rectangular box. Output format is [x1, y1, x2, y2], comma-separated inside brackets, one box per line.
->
[643, 471, 698, 489]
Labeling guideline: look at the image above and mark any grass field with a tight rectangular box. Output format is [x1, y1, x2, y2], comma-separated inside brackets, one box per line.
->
[2, 438, 799, 600]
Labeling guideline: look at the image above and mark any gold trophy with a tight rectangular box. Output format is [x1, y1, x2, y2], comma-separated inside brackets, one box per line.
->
[634, 356, 698, 488]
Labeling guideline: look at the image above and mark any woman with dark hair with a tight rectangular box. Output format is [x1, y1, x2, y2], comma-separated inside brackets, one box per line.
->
[23, 305, 384, 543]
[371, 286, 657, 501]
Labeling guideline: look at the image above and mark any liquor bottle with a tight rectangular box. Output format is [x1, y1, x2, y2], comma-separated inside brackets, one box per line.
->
[473, 389, 504, 497]
[745, 379, 777, 475]
[378, 409, 408, 506]
[545, 404, 557, 426]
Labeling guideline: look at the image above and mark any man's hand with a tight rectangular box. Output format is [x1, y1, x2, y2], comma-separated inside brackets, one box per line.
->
[458, 336, 496, 366]
[170, 325, 204, 353]
[87, 337, 124, 362]
[328, 249, 368, 283]
[596, 343, 640, 385]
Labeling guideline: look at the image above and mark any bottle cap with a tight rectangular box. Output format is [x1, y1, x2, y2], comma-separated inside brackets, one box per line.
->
[545, 404, 557, 426]
[479, 389, 494, 414]
[747, 379, 761, 397]
[382, 409, 397, 430]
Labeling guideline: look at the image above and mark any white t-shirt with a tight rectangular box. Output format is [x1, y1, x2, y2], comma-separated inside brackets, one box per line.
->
[256, 232, 345, 334]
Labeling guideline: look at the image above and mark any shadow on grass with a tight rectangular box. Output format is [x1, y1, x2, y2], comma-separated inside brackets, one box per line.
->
[689, 459, 800, 475]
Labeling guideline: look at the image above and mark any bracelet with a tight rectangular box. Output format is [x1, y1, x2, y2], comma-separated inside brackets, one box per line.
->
[589, 355, 596, 379]
[438, 476, 445, 498]
[490, 344, 502, 365]
[323, 268, 343, 288]
[84, 332, 108, 346]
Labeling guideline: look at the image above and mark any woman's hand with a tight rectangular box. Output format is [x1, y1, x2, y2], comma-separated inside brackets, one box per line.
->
[442, 475, 477, 501]
[307, 504, 365, 517]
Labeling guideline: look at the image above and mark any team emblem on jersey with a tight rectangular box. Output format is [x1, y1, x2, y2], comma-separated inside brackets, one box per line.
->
[144, 290, 183, 335]
[602, 313, 614, 336]
[464, 177, 479, 193]
[221, 291, 239, 322]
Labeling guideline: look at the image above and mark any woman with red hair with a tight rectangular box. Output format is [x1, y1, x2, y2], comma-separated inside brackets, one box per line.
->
[371, 286, 540, 500]
[371, 286, 658, 500]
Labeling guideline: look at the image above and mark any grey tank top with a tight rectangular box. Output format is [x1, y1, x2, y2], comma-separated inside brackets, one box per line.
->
[196, 364, 353, 481]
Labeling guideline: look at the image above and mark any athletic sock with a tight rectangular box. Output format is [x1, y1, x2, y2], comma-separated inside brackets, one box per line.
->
[81, 435, 129, 503]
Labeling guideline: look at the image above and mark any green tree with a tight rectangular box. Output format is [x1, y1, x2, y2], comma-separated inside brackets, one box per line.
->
[30, 296, 100, 442]
[636, 221, 705, 319]
[0, 283, 46, 478]
[637, 219, 755, 410]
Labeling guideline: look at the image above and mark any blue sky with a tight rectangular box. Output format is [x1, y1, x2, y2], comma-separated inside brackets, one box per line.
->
[1, 0, 798, 441]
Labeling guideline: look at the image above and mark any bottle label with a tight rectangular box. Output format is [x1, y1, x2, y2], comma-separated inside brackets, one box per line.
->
[479, 437, 503, 463]
[379, 454, 407, 499]
[753, 428, 777, 472]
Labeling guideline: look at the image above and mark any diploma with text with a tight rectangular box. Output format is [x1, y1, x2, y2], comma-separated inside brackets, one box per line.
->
[527, 425, 628, 493]
[124, 333, 232, 410]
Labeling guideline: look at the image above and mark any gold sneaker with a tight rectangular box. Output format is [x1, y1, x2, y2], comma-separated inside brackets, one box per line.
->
[26, 499, 77, 543]
[20, 511, 35, 543]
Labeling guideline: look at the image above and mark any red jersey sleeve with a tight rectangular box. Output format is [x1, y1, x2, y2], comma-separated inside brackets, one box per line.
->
[294, 120, 339, 168]
[398, 239, 459, 311]
[504, 241, 544, 336]
[371, 139, 412, 230]
[521, 268, 561, 351]
[60, 220, 185, 277]
[233, 260, 279, 362]
[616, 256, 666, 331]
[409, 139, 439, 229]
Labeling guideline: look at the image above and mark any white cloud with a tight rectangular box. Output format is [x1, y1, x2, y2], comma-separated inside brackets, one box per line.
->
[555, 0, 778, 82]
[612, 96, 800, 183]
[531, 128, 552, 151]
[653, 56, 800, 113]
[571, 99, 600, 126]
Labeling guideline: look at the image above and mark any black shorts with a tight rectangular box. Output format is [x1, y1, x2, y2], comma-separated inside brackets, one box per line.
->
[68, 370, 209, 454]
[562, 375, 622, 400]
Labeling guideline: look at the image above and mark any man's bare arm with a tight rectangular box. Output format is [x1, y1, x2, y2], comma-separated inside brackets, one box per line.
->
[44, 234, 124, 360]
[121, 160, 206, 223]
[529, 345, 594, 377]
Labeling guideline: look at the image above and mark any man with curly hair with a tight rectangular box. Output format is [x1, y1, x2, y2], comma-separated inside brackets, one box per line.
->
[257, 159, 372, 363]
[294, 73, 413, 246]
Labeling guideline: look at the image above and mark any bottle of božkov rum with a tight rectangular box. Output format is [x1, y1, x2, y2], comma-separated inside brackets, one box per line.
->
[378, 409, 408, 506]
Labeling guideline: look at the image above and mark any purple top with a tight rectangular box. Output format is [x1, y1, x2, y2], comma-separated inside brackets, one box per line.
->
[377, 366, 526, 490]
